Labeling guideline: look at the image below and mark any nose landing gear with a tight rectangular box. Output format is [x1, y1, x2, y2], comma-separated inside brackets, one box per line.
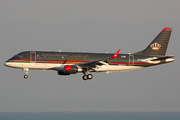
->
[23, 68, 29, 79]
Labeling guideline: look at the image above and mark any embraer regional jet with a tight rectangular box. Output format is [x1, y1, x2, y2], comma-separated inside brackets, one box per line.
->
[4, 27, 175, 80]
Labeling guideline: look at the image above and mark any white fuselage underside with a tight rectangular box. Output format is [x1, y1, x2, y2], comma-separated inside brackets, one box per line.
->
[5, 62, 143, 72]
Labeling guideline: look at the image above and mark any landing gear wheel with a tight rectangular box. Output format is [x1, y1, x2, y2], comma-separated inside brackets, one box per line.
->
[23, 68, 29, 79]
[82, 75, 88, 80]
[87, 74, 93, 80]
[24, 75, 28, 79]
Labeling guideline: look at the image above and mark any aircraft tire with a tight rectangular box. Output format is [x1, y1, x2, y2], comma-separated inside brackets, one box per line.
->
[87, 74, 93, 80]
[82, 75, 88, 80]
[24, 75, 28, 79]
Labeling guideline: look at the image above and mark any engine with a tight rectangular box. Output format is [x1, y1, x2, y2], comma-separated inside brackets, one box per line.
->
[57, 71, 70, 75]
[64, 65, 78, 74]
[57, 65, 80, 75]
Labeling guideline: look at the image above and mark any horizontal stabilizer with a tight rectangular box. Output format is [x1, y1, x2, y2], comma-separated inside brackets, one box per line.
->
[150, 55, 174, 61]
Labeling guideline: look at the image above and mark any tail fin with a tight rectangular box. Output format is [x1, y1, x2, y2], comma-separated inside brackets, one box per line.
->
[134, 27, 172, 56]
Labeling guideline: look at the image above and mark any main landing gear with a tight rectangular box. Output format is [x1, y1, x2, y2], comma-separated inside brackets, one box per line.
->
[23, 68, 29, 79]
[82, 70, 93, 80]
[82, 74, 93, 80]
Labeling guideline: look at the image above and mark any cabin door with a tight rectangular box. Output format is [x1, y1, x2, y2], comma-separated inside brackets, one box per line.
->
[30, 52, 36, 62]
[129, 55, 134, 66]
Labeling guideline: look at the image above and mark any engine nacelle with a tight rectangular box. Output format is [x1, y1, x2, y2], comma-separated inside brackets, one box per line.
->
[64, 65, 78, 74]
[57, 71, 70, 75]
[57, 65, 82, 75]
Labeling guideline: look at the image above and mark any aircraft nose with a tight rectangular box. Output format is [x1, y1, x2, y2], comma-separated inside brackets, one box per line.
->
[4, 61, 10, 67]
[4, 61, 8, 66]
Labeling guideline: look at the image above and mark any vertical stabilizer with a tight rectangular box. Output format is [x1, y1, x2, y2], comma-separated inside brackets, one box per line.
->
[134, 27, 172, 56]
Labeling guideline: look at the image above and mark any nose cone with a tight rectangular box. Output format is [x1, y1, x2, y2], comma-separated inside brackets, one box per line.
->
[4, 61, 11, 67]
[4, 61, 8, 66]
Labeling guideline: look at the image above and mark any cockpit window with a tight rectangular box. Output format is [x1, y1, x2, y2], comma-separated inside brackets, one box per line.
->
[18, 54, 23, 58]
[13, 53, 23, 58]
[13, 54, 18, 58]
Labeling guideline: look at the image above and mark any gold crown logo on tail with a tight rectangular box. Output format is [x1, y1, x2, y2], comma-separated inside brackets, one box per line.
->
[150, 42, 161, 50]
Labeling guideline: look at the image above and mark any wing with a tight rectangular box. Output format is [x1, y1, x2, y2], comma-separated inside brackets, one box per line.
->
[78, 49, 121, 69]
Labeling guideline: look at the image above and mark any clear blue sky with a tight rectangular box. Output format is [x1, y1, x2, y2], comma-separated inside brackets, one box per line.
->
[0, 0, 179, 112]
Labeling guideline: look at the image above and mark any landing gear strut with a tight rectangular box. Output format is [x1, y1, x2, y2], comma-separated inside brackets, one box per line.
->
[23, 68, 29, 79]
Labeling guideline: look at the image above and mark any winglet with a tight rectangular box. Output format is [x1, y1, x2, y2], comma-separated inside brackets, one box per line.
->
[111, 49, 121, 58]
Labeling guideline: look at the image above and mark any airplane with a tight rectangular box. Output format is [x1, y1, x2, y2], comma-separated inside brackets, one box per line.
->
[4, 27, 175, 80]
